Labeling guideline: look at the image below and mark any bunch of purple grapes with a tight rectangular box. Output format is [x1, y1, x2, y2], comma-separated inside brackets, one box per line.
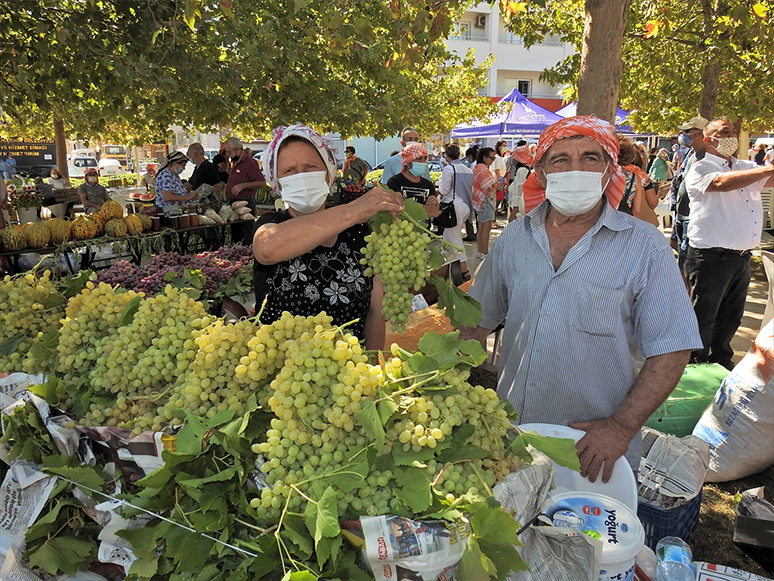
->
[95, 246, 254, 299]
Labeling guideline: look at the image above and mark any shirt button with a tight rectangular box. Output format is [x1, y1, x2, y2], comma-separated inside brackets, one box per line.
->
[536, 348, 542, 353]
[529, 382, 536, 387]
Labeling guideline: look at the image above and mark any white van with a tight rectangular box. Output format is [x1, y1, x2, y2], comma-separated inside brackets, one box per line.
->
[68, 148, 98, 160]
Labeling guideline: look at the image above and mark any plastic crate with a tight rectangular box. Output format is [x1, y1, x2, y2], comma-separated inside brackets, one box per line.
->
[637, 488, 703, 550]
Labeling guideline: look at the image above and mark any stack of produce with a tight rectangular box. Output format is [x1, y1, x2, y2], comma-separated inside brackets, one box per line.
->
[96, 245, 254, 299]
[0, 269, 578, 581]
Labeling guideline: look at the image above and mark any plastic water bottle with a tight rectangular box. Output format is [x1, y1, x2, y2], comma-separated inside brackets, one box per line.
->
[655, 536, 695, 581]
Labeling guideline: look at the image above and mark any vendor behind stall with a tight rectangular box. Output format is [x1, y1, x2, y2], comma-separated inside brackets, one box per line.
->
[154, 151, 199, 215]
[78, 168, 110, 214]
[224, 137, 266, 245]
[184, 143, 222, 198]
[142, 164, 157, 191]
[252, 124, 404, 349]
[48, 168, 70, 190]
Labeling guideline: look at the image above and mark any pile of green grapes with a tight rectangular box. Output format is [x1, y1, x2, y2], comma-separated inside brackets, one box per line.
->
[249, 323, 516, 521]
[362, 216, 432, 332]
[0, 270, 65, 375]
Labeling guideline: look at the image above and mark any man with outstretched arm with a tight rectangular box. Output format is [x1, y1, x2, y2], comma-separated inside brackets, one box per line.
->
[460, 116, 703, 483]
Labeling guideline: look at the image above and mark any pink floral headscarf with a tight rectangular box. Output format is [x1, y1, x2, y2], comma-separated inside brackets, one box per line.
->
[264, 124, 338, 192]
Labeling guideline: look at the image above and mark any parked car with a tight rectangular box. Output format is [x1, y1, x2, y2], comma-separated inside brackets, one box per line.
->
[98, 158, 124, 176]
[68, 156, 99, 177]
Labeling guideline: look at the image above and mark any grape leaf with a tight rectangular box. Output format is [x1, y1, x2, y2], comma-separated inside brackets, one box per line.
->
[377, 395, 399, 424]
[430, 276, 483, 329]
[29, 376, 65, 406]
[174, 532, 215, 574]
[26, 536, 95, 575]
[0, 333, 24, 356]
[469, 503, 529, 576]
[42, 464, 105, 494]
[427, 243, 446, 270]
[457, 536, 497, 581]
[315, 532, 342, 570]
[513, 432, 581, 471]
[59, 269, 93, 297]
[29, 327, 60, 362]
[282, 515, 313, 559]
[368, 210, 393, 233]
[322, 449, 369, 492]
[393, 466, 432, 513]
[25, 501, 65, 542]
[135, 466, 174, 488]
[289, 572, 318, 581]
[176, 466, 237, 488]
[435, 444, 490, 464]
[117, 295, 142, 327]
[304, 486, 340, 545]
[117, 523, 167, 561]
[417, 331, 487, 369]
[128, 556, 159, 578]
[402, 198, 429, 222]
[355, 399, 385, 449]
[173, 410, 235, 455]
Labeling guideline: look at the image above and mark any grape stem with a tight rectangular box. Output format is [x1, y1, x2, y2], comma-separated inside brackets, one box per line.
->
[398, 210, 463, 255]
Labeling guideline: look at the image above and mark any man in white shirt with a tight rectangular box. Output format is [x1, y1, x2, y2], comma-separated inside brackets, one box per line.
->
[684, 117, 774, 369]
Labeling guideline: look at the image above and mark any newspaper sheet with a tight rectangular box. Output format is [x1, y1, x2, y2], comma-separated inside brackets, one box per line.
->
[695, 562, 773, 581]
[0, 532, 45, 581]
[0, 467, 57, 558]
[76, 426, 165, 482]
[0, 373, 47, 409]
[638, 428, 710, 508]
[360, 515, 469, 581]
[493, 453, 597, 581]
[95, 510, 153, 574]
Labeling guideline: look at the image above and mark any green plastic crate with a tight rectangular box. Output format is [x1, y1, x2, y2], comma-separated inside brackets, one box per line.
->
[644, 363, 730, 437]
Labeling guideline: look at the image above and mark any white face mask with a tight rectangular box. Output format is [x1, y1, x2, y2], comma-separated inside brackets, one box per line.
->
[712, 136, 738, 157]
[544, 168, 608, 216]
[278, 170, 330, 214]
[87, 176, 98, 184]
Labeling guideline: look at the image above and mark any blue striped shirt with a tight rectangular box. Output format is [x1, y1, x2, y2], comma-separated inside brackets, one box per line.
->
[469, 201, 702, 467]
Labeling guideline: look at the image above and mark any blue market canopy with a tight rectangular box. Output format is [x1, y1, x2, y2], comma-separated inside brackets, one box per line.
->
[555, 102, 635, 134]
[450, 89, 564, 138]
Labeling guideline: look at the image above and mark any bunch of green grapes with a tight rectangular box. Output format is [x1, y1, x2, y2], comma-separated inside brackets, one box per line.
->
[158, 317, 257, 426]
[234, 311, 335, 406]
[362, 216, 432, 332]
[57, 282, 144, 380]
[81, 286, 212, 434]
[0, 270, 64, 374]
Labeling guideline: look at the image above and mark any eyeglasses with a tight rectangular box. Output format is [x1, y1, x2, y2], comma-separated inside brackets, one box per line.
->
[403, 137, 419, 143]
[487, 155, 496, 160]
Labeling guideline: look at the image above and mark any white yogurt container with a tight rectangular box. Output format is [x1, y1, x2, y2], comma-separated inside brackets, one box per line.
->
[546, 491, 645, 581]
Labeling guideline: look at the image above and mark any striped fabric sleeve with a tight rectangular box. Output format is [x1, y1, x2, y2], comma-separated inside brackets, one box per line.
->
[632, 243, 703, 358]
[468, 237, 509, 330]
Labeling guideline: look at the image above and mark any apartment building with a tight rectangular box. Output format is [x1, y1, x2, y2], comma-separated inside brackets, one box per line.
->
[446, 1, 574, 112]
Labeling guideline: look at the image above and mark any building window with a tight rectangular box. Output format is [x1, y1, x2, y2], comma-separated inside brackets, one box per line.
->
[500, 31, 523, 44]
[451, 22, 470, 40]
[517, 80, 531, 96]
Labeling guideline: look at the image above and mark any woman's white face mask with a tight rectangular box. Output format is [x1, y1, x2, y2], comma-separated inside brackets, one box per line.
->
[543, 165, 609, 216]
[278, 170, 330, 214]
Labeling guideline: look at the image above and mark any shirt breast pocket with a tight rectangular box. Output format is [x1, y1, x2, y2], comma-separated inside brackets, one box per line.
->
[575, 280, 624, 337]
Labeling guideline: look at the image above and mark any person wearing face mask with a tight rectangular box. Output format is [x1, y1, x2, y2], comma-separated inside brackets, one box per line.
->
[380, 126, 431, 184]
[385, 143, 439, 218]
[48, 168, 69, 190]
[492, 139, 509, 214]
[461, 116, 702, 484]
[154, 151, 200, 216]
[224, 137, 267, 245]
[342, 146, 370, 186]
[669, 116, 708, 269]
[683, 117, 774, 369]
[252, 124, 404, 349]
[78, 168, 110, 214]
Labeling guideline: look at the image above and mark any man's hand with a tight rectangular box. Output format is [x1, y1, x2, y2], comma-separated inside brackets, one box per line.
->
[569, 416, 635, 483]
[230, 183, 245, 196]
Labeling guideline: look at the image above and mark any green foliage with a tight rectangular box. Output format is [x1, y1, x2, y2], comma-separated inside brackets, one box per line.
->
[501, 0, 774, 132]
[0, 0, 495, 143]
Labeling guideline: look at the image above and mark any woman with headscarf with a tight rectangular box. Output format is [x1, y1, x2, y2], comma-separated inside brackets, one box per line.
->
[472, 147, 498, 259]
[154, 151, 199, 215]
[252, 124, 404, 349]
[385, 142, 439, 217]
[508, 145, 534, 222]
[616, 135, 659, 227]
[492, 139, 509, 214]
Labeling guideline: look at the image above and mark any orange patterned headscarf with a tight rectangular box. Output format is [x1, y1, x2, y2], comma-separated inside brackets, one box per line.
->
[401, 142, 428, 168]
[522, 116, 626, 214]
[511, 145, 535, 167]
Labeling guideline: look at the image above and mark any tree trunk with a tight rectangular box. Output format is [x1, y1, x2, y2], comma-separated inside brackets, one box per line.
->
[698, 0, 727, 121]
[576, 0, 631, 123]
[54, 118, 68, 181]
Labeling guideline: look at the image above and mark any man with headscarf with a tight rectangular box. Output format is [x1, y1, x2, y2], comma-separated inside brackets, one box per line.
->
[380, 126, 432, 184]
[386, 142, 439, 217]
[461, 116, 702, 483]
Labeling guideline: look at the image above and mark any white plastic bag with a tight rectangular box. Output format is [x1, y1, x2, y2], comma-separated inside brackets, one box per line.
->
[693, 320, 774, 482]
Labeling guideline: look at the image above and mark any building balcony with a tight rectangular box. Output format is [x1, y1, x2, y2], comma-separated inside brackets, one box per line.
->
[449, 33, 489, 42]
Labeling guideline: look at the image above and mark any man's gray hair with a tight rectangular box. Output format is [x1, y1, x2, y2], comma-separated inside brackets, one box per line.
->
[188, 142, 204, 155]
[224, 137, 243, 149]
